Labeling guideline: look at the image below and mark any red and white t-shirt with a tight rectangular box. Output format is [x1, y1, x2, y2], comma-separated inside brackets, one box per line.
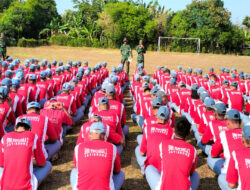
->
[227, 148, 250, 190]
[157, 139, 197, 190]
[73, 140, 121, 190]
[140, 122, 173, 172]
[55, 93, 77, 115]
[226, 90, 244, 112]
[0, 131, 46, 190]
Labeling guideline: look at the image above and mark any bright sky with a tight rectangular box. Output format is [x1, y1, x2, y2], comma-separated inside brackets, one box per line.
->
[55, 0, 250, 24]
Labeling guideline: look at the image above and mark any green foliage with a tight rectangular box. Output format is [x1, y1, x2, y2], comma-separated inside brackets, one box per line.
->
[17, 38, 49, 47]
[0, 0, 58, 39]
[243, 16, 250, 29]
[243, 49, 250, 56]
[0, 0, 14, 13]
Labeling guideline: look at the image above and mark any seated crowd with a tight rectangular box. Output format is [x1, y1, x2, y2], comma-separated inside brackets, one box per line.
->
[0, 57, 129, 190]
[132, 64, 250, 190]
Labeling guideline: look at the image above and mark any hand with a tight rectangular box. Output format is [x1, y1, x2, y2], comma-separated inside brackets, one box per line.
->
[120, 138, 125, 147]
[7, 98, 12, 107]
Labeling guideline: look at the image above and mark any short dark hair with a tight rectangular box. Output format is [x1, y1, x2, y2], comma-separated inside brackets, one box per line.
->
[144, 88, 151, 92]
[16, 123, 31, 131]
[174, 117, 191, 139]
[191, 89, 199, 99]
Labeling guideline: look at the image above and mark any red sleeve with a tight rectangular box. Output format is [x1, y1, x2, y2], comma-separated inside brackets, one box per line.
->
[113, 150, 121, 173]
[226, 155, 238, 185]
[140, 127, 147, 154]
[198, 114, 206, 135]
[201, 127, 213, 144]
[107, 127, 122, 145]
[76, 94, 81, 108]
[71, 98, 77, 115]
[63, 112, 72, 126]
[0, 139, 4, 167]
[211, 139, 223, 158]
[116, 121, 123, 136]
[34, 135, 46, 166]
[46, 120, 58, 140]
[16, 100, 23, 117]
[7, 108, 16, 124]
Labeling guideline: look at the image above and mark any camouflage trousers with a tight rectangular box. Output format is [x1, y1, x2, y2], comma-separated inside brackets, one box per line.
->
[0, 48, 6, 60]
[121, 57, 130, 76]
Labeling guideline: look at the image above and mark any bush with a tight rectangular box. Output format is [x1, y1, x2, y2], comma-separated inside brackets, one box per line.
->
[17, 39, 49, 47]
[243, 49, 250, 56]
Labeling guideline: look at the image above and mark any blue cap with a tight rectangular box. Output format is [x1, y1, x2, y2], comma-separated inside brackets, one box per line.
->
[8, 64, 14, 70]
[106, 84, 116, 95]
[178, 81, 186, 87]
[76, 72, 83, 79]
[5, 70, 12, 78]
[222, 80, 229, 85]
[109, 76, 118, 83]
[111, 67, 116, 73]
[170, 72, 177, 79]
[84, 69, 90, 76]
[231, 73, 236, 78]
[157, 106, 170, 120]
[170, 78, 176, 85]
[193, 68, 198, 73]
[91, 114, 102, 121]
[40, 62, 45, 67]
[230, 81, 238, 87]
[191, 83, 199, 90]
[239, 74, 244, 79]
[242, 125, 250, 140]
[84, 61, 88, 66]
[63, 83, 71, 91]
[162, 67, 168, 72]
[203, 74, 209, 78]
[59, 61, 63, 66]
[1, 78, 12, 87]
[46, 69, 52, 77]
[29, 64, 35, 71]
[221, 67, 225, 71]
[29, 74, 37, 80]
[150, 87, 159, 96]
[90, 122, 106, 134]
[55, 68, 61, 73]
[210, 67, 214, 72]
[152, 97, 163, 108]
[47, 63, 51, 68]
[7, 57, 13, 61]
[187, 68, 192, 73]
[99, 97, 109, 105]
[151, 78, 157, 86]
[27, 101, 40, 110]
[197, 87, 205, 95]
[138, 70, 145, 76]
[0, 86, 9, 99]
[157, 66, 162, 70]
[78, 67, 84, 73]
[70, 84, 74, 91]
[102, 62, 107, 67]
[71, 78, 78, 84]
[67, 61, 72, 66]
[16, 71, 24, 80]
[212, 102, 226, 115]
[137, 64, 143, 69]
[101, 82, 108, 92]
[40, 71, 47, 79]
[200, 91, 210, 101]
[16, 117, 31, 128]
[198, 69, 203, 75]
[12, 78, 20, 88]
[134, 74, 140, 81]
[204, 97, 215, 108]
[52, 60, 57, 65]
[178, 66, 182, 70]
[209, 80, 215, 85]
[156, 90, 168, 98]
[2, 62, 8, 67]
[142, 82, 149, 88]
[142, 75, 150, 82]
[225, 109, 240, 120]
[225, 68, 230, 73]
[73, 62, 77, 66]
[65, 65, 70, 70]
[231, 67, 237, 71]
[36, 65, 40, 70]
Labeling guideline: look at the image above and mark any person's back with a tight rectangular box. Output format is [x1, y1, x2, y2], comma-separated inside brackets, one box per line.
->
[158, 139, 197, 190]
[0, 131, 45, 190]
[226, 89, 243, 112]
[75, 140, 117, 190]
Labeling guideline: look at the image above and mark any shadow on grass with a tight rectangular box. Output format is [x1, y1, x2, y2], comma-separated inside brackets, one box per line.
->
[198, 177, 220, 190]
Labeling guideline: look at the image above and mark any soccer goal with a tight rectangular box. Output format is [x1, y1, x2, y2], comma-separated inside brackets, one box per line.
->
[157, 37, 201, 54]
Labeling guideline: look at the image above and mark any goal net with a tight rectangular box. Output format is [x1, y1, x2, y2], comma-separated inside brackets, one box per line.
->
[157, 37, 201, 54]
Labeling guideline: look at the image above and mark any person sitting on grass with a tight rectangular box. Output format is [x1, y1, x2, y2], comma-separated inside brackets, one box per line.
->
[0, 117, 52, 189]
[71, 122, 125, 190]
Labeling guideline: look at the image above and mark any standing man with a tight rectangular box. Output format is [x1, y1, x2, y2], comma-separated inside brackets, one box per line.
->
[120, 38, 132, 76]
[0, 33, 6, 60]
[136, 40, 146, 67]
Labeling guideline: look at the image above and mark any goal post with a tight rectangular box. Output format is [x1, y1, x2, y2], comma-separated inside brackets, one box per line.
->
[157, 36, 201, 54]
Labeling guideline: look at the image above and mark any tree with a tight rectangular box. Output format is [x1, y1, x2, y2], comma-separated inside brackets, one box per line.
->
[243, 16, 250, 29]
[0, 0, 14, 13]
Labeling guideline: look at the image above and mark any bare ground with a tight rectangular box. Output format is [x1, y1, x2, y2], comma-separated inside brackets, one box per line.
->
[7, 46, 250, 190]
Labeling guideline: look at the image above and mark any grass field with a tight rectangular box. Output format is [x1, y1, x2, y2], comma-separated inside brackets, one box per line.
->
[7, 46, 250, 190]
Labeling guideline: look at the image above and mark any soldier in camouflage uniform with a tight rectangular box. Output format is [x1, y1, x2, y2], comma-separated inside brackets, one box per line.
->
[136, 40, 146, 67]
[120, 38, 132, 76]
[0, 33, 6, 60]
